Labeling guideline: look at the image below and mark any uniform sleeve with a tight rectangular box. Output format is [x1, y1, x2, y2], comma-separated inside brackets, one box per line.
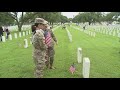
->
[37, 33, 47, 50]
[50, 29, 57, 42]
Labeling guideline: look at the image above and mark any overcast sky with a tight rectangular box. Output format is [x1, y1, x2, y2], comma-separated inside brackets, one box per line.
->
[61, 12, 79, 18]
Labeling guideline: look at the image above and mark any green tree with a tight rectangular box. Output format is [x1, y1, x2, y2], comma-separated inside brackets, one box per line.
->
[0, 12, 15, 26]
[73, 12, 103, 25]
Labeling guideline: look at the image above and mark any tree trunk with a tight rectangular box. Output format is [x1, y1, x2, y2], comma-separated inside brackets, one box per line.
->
[18, 12, 24, 32]
[18, 25, 22, 31]
[89, 22, 91, 25]
[52, 22, 53, 27]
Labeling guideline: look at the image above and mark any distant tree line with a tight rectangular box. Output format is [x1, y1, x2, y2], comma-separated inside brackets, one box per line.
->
[72, 12, 120, 25]
[1, 12, 120, 31]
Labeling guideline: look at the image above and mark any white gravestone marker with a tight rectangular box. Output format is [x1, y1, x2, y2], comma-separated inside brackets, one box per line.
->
[2, 36, 5, 42]
[23, 32, 25, 36]
[106, 31, 108, 35]
[113, 31, 116, 36]
[66, 28, 72, 42]
[14, 33, 17, 39]
[109, 31, 112, 35]
[83, 57, 90, 78]
[118, 33, 120, 38]
[9, 34, 12, 40]
[29, 30, 31, 34]
[26, 31, 28, 35]
[19, 32, 21, 37]
[24, 39, 28, 48]
[77, 48, 82, 63]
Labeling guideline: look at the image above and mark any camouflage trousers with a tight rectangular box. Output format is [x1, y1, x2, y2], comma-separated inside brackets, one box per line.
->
[33, 51, 46, 78]
[45, 47, 55, 68]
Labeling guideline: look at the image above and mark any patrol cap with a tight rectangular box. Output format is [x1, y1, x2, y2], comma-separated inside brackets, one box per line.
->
[35, 18, 48, 25]
[44, 21, 49, 27]
[44, 20, 49, 25]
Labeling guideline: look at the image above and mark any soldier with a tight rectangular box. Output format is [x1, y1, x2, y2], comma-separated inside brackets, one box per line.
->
[83, 25, 86, 30]
[62, 24, 66, 29]
[44, 23, 58, 69]
[31, 25, 36, 35]
[32, 18, 48, 78]
[0, 26, 3, 41]
[5, 28, 10, 39]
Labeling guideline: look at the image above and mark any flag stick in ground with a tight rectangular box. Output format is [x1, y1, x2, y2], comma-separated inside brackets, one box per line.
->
[69, 63, 75, 74]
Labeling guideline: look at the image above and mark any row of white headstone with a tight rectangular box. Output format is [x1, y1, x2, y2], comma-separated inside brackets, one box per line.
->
[77, 47, 90, 78]
[24, 37, 32, 48]
[71, 25, 96, 37]
[88, 25, 120, 38]
[76, 25, 120, 38]
[71, 26, 81, 31]
[66, 28, 72, 42]
[96, 29, 120, 38]
[84, 30, 96, 37]
[1, 30, 31, 42]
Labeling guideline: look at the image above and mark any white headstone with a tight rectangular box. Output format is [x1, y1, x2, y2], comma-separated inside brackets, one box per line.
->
[77, 48, 82, 63]
[83, 57, 90, 78]
[109, 31, 112, 35]
[9, 34, 12, 40]
[103, 30, 105, 34]
[14, 33, 17, 39]
[118, 33, 120, 38]
[26, 31, 28, 35]
[24, 39, 28, 48]
[66, 28, 72, 42]
[2, 36, 5, 42]
[29, 30, 31, 34]
[106, 31, 108, 35]
[30, 37, 32, 44]
[117, 30, 119, 33]
[23, 32, 25, 36]
[113, 31, 116, 36]
[19, 32, 21, 37]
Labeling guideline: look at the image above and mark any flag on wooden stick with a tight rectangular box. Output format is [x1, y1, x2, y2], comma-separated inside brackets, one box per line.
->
[69, 63, 75, 74]
[44, 30, 52, 47]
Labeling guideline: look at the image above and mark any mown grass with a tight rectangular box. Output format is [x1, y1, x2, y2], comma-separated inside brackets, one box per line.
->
[0, 25, 120, 78]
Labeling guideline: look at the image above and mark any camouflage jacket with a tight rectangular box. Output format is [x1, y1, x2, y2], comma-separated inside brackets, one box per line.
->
[32, 29, 47, 51]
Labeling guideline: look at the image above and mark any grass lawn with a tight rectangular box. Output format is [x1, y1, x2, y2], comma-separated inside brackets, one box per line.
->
[0, 25, 120, 78]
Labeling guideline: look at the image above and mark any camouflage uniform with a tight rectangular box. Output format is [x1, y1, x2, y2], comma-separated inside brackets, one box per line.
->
[32, 18, 48, 78]
[32, 29, 47, 78]
[45, 29, 57, 69]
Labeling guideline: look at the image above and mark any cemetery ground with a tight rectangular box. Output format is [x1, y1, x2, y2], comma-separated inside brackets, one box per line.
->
[0, 25, 120, 78]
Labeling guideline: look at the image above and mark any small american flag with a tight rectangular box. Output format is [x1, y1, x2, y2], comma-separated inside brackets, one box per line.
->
[69, 63, 75, 74]
[44, 30, 51, 47]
